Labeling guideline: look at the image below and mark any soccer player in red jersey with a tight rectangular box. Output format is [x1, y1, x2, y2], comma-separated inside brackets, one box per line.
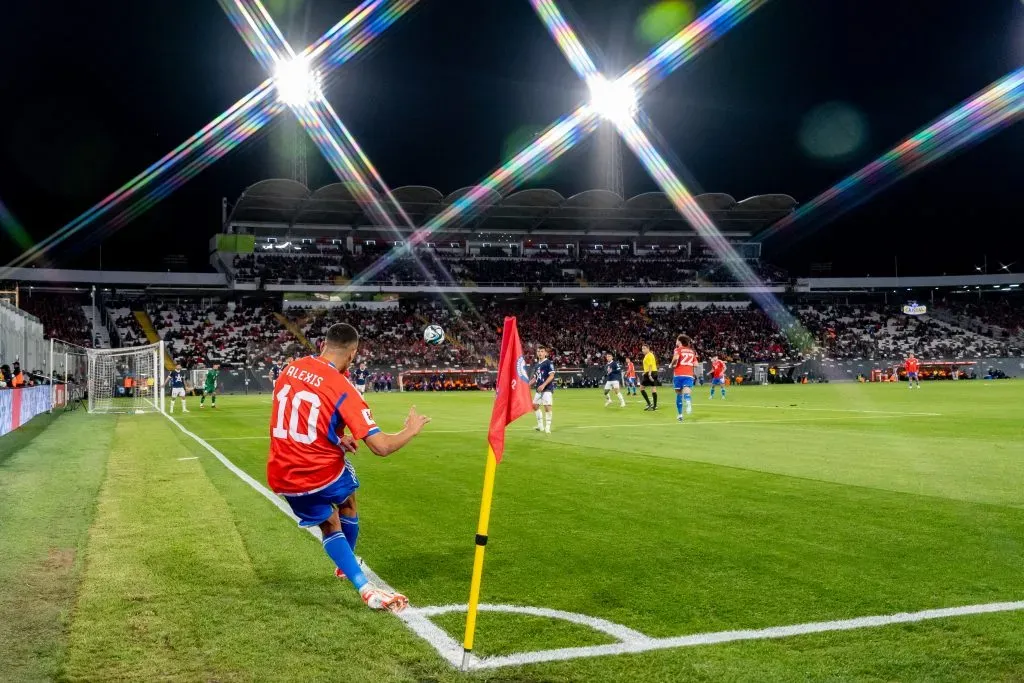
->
[267, 323, 430, 612]
[904, 353, 921, 389]
[624, 357, 638, 397]
[671, 335, 699, 422]
[708, 355, 727, 400]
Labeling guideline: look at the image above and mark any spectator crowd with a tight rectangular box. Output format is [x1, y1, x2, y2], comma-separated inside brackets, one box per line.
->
[19, 293, 94, 348]
[231, 249, 790, 287]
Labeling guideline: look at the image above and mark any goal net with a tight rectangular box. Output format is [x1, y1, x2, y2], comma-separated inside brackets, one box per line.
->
[86, 341, 164, 414]
[49, 338, 91, 409]
[398, 368, 497, 392]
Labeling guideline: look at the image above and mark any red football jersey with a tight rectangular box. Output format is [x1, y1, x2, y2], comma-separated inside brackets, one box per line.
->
[711, 359, 726, 378]
[673, 346, 698, 377]
[267, 355, 380, 495]
[625, 360, 637, 379]
[905, 358, 920, 373]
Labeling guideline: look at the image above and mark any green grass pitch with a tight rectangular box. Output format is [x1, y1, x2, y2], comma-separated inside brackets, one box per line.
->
[3, 381, 1024, 681]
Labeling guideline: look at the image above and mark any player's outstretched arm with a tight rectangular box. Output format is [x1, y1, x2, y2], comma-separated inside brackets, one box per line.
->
[363, 405, 431, 457]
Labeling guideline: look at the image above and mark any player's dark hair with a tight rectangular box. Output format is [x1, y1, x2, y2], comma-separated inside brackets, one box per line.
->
[325, 322, 360, 348]
[677, 334, 692, 346]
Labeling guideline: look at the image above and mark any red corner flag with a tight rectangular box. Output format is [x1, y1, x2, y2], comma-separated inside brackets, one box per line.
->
[487, 316, 533, 463]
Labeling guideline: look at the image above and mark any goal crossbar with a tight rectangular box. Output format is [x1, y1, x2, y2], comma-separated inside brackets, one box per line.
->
[84, 340, 165, 414]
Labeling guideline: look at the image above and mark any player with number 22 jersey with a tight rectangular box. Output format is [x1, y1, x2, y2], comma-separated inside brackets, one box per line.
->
[671, 335, 699, 421]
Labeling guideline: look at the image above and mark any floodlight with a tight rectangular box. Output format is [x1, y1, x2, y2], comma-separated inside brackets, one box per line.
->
[586, 75, 638, 124]
[274, 57, 322, 106]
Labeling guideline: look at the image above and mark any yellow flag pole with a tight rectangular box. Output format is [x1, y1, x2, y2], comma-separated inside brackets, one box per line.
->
[461, 445, 499, 671]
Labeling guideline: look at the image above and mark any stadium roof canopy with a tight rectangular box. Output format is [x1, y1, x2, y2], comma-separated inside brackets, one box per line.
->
[226, 179, 796, 238]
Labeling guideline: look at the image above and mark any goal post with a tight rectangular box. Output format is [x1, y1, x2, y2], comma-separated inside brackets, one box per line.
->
[49, 338, 91, 409]
[85, 341, 165, 414]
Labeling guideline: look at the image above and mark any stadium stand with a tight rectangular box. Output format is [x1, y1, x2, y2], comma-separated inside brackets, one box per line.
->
[295, 301, 801, 368]
[71, 295, 1023, 372]
[106, 302, 148, 346]
[229, 251, 789, 286]
[291, 300, 1023, 369]
[149, 301, 304, 369]
[796, 304, 1016, 359]
[19, 293, 94, 348]
[220, 181, 794, 287]
[939, 299, 1024, 341]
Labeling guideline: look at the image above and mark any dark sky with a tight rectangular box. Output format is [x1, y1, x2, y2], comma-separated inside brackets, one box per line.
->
[1, 0, 1022, 276]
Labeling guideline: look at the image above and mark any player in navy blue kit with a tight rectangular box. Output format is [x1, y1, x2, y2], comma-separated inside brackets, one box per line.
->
[164, 363, 189, 413]
[530, 346, 556, 433]
[603, 352, 627, 408]
[354, 362, 369, 394]
[270, 362, 281, 382]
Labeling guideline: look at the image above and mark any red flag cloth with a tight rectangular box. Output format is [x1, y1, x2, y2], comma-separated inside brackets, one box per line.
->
[487, 316, 533, 463]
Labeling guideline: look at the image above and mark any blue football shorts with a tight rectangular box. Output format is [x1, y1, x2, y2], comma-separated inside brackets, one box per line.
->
[673, 375, 695, 390]
[282, 460, 359, 527]
[907, 372, 919, 380]
[711, 377, 724, 385]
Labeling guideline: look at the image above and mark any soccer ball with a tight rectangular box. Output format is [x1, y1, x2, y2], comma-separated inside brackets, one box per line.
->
[423, 324, 445, 346]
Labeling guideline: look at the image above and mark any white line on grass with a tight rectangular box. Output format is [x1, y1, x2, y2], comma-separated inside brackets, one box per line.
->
[426, 600, 1024, 670]
[177, 457, 199, 460]
[203, 436, 270, 440]
[414, 604, 652, 644]
[160, 413, 465, 668]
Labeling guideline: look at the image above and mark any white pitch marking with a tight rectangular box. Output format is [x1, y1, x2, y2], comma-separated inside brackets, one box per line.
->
[177, 456, 199, 460]
[414, 604, 652, 644]
[161, 412, 464, 668]
[203, 436, 270, 440]
[454, 600, 1024, 670]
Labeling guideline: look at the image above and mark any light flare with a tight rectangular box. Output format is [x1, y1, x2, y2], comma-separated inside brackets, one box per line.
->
[273, 56, 323, 106]
[0, 199, 33, 252]
[352, 0, 767, 287]
[586, 75, 639, 124]
[348, 106, 600, 287]
[623, 0, 768, 97]
[529, 0, 600, 81]
[761, 67, 1024, 243]
[617, 114, 805, 342]
[528, 0, 807, 347]
[3, 0, 415, 271]
[221, 0, 456, 293]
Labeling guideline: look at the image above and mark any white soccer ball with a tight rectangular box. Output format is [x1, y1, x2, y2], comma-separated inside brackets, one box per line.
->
[423, 324, 445, 346]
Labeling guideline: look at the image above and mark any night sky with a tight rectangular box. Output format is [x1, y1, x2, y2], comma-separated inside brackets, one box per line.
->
[1, 0, 1022, 276]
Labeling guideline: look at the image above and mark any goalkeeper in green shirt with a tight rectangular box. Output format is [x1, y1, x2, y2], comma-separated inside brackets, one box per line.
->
[199, 363, 220, 409]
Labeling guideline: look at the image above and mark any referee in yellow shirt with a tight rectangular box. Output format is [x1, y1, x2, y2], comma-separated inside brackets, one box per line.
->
[640, 343, 659, 411]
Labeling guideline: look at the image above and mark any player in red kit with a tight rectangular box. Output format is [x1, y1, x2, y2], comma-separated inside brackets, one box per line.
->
[624, 357, 638, 398]
[268, 323, 430, 612]
[708, 355, 727, 399]
[671, 335, 699, 422]
[904, 353, 921, 389]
